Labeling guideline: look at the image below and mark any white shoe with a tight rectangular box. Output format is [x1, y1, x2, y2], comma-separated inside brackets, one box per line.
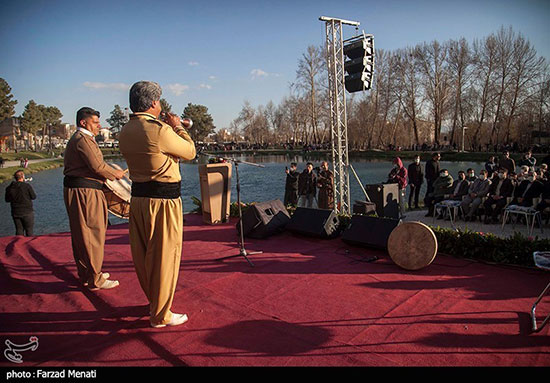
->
[150, 313, 188, 328]
[90, 279, 119, 291]
[83, 273, 110, 287]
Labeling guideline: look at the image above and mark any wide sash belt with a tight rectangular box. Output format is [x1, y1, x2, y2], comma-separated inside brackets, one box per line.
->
[63, 176, 103, 190]
[131, 181, 181, 199]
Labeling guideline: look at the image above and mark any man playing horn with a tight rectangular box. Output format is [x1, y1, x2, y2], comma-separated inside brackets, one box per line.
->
[119, 81, 196, 328]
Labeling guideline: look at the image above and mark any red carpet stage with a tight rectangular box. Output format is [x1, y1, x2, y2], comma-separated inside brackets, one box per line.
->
[0, 213, 549, 367]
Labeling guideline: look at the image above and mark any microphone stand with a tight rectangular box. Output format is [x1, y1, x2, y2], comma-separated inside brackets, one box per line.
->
[200, 153, 264, 267]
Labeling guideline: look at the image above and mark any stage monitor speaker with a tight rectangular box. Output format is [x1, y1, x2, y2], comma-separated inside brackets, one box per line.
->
[353, 200, 377, 215]
[365, 183, 399, 219]
[342, 214, 400, 250]
[237, 199, 291, 239]
[286, 207, 340, 238]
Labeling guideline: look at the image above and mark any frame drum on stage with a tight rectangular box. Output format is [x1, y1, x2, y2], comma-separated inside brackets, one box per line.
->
[387, 221, 437, 270]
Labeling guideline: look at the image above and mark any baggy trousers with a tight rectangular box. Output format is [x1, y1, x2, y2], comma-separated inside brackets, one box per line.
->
[63, 187, 108, 288]
[129, 196, 183, 326]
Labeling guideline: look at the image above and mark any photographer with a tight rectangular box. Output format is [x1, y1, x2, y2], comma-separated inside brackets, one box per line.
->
[5, 170, 36, 236]
[284, 162, 299, 207]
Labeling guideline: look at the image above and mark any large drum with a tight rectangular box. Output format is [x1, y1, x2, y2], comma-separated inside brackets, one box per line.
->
[103, 164, 131, 219]
[387, 221, 438, 270]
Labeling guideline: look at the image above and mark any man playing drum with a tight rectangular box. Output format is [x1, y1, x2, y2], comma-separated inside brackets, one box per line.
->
[119, 81, 196, 328]
[63, 107, 125, 290]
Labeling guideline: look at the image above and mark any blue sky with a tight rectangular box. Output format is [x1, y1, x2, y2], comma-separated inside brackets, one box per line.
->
[1, 0, 549, 130]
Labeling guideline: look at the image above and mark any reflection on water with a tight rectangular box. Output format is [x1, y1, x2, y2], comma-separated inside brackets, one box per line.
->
[0, 155, 484, 237]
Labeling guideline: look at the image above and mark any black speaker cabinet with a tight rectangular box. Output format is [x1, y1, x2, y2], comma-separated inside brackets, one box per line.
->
[237, 199, 291, 239]
[353, 200, 377, 215]
[286, 207, 340, 238]
[342, 215, 400, 250]
[365, 183, 400, 219]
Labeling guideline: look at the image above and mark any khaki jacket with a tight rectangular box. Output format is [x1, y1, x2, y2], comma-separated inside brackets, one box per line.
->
[63, 129, 120, 182]
[118, 113, 196, 183]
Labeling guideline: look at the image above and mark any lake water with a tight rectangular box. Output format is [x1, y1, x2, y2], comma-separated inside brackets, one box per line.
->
[0, 155, 486, 237]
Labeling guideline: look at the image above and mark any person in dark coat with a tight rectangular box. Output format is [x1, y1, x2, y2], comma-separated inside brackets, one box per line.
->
[5, 170, 36, 236]
[483, 168, 515, 223]
[424, 168, 453, 217]
[284, 162, 299, 207]
[407, 155, 423, 209]
[317, 161, 334, 210]
[445, 171, 470, 201]
[535, 179, 550, 216]
[510, 171, 544, 207]
[500, 151, 516, 175]
[298, 162, 317, 208]
[424, 152, 441, 199]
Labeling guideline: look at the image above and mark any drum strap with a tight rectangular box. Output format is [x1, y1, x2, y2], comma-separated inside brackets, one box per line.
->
[131, 181, 181, 199]
[63, 176, 103, 190]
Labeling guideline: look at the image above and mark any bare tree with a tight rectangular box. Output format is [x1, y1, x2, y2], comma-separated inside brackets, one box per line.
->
[294, 45, 325, 144]
[447, 38, 472, 147]
[394, 47, 424, 146]
[415, 40, 451, 145]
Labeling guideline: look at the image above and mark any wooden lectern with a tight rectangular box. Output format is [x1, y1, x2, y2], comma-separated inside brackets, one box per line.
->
[198, 163, 232, 224]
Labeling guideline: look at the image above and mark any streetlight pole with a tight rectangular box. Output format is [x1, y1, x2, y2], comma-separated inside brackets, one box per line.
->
[462, 126, 468, 152]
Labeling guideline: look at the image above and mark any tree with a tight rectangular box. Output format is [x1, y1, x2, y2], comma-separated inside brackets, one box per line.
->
[20, 100, 44, 150]
[394, 47, 424, 146]
[0, 78, 17, 122]
[447, 38, 472, 147]
[38, 105, 62, 151]
[160, 98, 173, 114]
[182, 103, 215, 142]
[294, 45, 325, 144]
[415, 40, 451, 145]
[106, 105, 128, 136]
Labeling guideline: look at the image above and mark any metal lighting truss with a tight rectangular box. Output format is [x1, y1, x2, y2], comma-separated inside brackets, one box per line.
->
[320, 16, 359, 216]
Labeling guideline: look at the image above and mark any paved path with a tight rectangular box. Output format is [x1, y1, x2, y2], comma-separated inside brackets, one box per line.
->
[403, 208, 548, 239]
[1, 158, 59, 168]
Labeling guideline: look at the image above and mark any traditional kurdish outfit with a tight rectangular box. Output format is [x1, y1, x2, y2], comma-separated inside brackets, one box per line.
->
[63, 128, 120, 288]
[119, 112, 196, 327]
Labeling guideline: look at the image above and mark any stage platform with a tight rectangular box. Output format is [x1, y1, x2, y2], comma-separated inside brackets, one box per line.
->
[0, 213, 548, 367]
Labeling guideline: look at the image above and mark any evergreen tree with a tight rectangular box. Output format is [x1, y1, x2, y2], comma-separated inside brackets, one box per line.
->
[106, 104, 128, 134]
[160, 98, 173, 114]
[0, 78, 17, 122]
[20, 100, 44, 150]
[182, 103, 216, 142]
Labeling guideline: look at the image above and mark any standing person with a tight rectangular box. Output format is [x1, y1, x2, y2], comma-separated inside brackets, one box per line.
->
[500, 151, 516, 174]
[283, 162, 299, 207]
[387, 157, 408, 217]
[297, 162, 316, 208]
[119, 81, 196, 329]
[407, 155, 423, 209]
[317, 161, 334, 210]
[424, 152, 440, 200]
[63, 107, 125, 290]
[5, 170, 36, 236]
